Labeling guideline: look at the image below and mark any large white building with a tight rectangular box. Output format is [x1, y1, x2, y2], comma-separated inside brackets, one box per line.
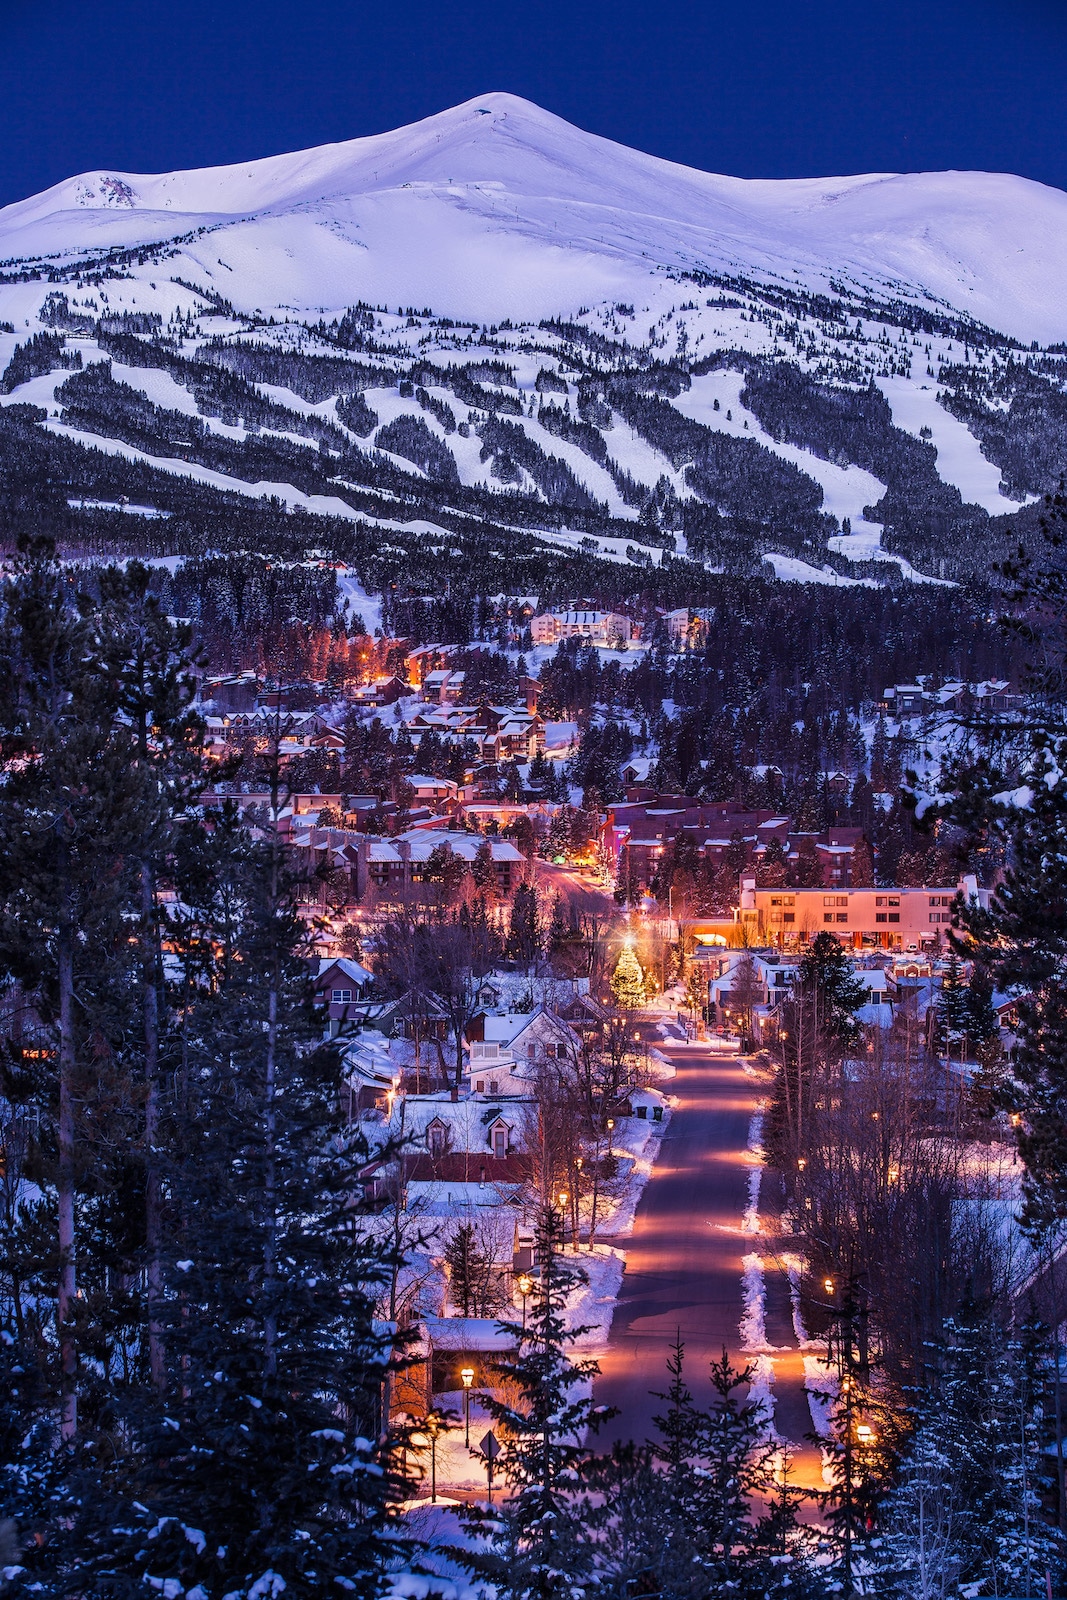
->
[531, 610, 632, 646]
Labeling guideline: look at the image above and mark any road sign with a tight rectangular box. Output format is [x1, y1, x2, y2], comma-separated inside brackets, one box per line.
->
[479, 1429, 500, 1460]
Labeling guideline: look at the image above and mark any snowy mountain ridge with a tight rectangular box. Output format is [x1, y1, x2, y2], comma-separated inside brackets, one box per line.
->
[3, 93, 1067, 343]
[1, 94, 1066, 594]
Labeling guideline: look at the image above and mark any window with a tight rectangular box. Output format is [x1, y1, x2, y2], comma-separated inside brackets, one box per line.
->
[427, 1121, 447, 1158]
[492, 1127, 508, 1158]
[527, 1042, 537, 1059]
[888, 897, 900, 907]
[823, 896, 835, 907]
[783, 913, 795, 924]
[836, 913, 848, 924]
[771, 912, 783, 925]
[824, 913, 834, 923]
[475, 1080, 485, 1093]
[331, 988, 352, 1004]
[471, 1042, 500, 1062]
[888, 913, 900, 923]
[876, 912, 887, 924]
[488, 1079, 498, 1094]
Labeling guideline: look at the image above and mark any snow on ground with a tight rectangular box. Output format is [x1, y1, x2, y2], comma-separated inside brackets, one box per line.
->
[675, 370, 888, 529]
[762, 553, 877, 587]
[336, 567, 384, 634]
[39, 418, 368, 520]
[876, 375, 1032, 514]
[595, 1088, 673, 1241]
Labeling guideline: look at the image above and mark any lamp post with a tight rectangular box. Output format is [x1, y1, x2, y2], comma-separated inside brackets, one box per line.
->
[425, 1409, 443, 1502]
[517, 1272, 532, 1333]
[574, 1156, 584, 1251]
[461, 1366, 474, 1448]
[606, 1117, 615, 1158]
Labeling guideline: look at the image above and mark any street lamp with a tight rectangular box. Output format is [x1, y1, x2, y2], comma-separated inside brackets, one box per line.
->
[425, 1409, 443, 1502]
[606, 1117, 615, 1157]
[461, 1366, 474, 1447]
[517, 1272, 532, 1333]
[824, 1277, 835, 1298]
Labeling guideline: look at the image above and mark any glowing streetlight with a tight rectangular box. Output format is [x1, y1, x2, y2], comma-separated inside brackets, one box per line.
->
[461, 1366, 475, 1447]
[424, 1409, 444, 1501]
[517, 1271, 533, 1332]
[824, 1277, 835, 1297]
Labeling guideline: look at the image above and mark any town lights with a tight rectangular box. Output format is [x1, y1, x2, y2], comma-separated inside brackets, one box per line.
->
[856, 1423, 876, 1447]
[461, 1366, 475, 1447]
[517, 1271, 532, 1331]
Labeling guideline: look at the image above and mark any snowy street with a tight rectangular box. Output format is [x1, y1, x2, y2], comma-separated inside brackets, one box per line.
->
[594, 1040, 825, 1488]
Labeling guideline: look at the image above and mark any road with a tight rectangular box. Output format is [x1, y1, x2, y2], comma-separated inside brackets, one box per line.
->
[595, 1038, 821, 1481]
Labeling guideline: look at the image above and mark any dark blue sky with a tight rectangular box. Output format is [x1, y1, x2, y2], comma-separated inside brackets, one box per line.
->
[2, 0, 1066, 208]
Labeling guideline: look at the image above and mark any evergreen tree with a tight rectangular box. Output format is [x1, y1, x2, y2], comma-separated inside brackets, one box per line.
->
[477, 1206, 608, 1599]
[508, 881, 542, 965]
[445, 1220, 491, 1317]
[71, 810, 418, 1599]
[936, 952, 971, 1052]
[610, 943, 645, 1009]
[870, 1315, 1065, 1597]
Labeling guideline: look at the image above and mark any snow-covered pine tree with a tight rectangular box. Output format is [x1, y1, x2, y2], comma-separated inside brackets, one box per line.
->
[475, 1204, 609, 1598]
[870, 1314, 1065, 1597]
[445, 1220, 491, 1317]
[50, 800, 420, 1600]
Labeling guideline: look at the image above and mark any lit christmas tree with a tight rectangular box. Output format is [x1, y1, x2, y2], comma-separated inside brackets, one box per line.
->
[611, 941, 646, 1009]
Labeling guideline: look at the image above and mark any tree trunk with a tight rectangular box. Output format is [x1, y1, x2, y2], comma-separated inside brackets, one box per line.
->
[57, 920, 77, 1442]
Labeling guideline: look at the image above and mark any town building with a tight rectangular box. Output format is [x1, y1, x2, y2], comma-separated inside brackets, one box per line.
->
[531, 610, 632, 646]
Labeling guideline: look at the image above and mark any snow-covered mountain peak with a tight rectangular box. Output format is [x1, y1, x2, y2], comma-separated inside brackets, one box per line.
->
[2, 93, 1067, 339]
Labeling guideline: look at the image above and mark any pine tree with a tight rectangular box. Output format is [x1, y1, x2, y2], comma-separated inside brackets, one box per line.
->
[476, 1206, 608, 1598]
[870, 1315, 1065, 1597]
[508, 881, 542, 966]
[445, 1220, 491, 1317]
[610, 943, 645, 1010]
[936, 952, 971, 1052]
[72, 809, 419, 1598]
[0, 540, 153, 1448]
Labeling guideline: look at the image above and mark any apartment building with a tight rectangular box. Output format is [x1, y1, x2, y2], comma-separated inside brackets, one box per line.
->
[531, 610, 632, 646]
[738, 879, 964, 949]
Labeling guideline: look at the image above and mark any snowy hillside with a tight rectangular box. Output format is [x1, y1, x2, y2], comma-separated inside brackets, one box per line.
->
[0, 93, 1065, 592]
[3, 94, 1067, 343]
